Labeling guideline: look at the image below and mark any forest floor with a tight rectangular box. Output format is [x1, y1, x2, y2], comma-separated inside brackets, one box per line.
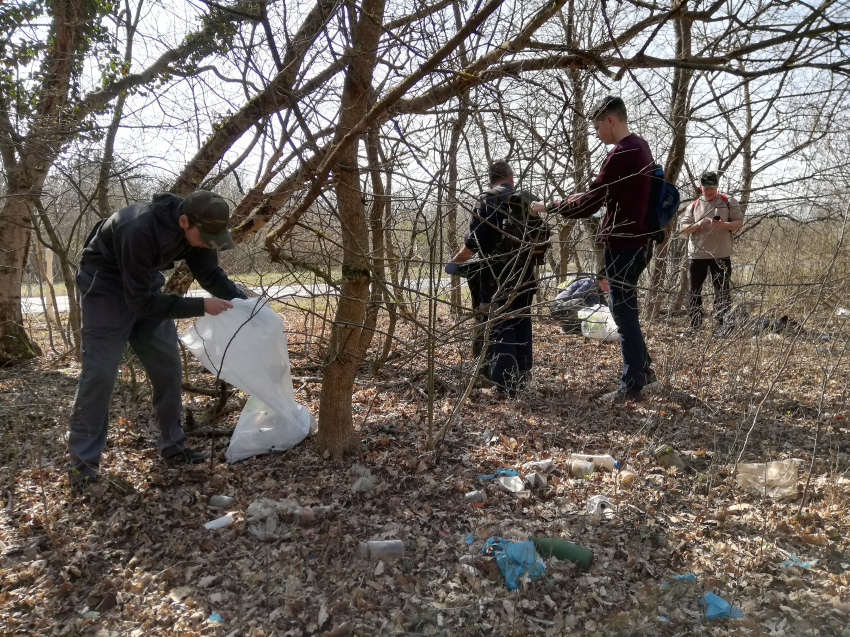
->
[1, 308, 849, 637]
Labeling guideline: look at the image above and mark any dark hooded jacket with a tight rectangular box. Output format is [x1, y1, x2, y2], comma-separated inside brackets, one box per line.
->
[80, 193, 246, 320]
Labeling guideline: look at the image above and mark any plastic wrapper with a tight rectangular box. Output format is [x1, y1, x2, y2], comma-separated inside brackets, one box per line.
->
[578, 305, 619, 342]
[735, 459, 798, 498]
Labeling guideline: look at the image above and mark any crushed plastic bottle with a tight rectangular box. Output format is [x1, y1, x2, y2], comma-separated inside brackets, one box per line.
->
[735, 459, 798, 498]
[204, 513, 235, 530]
[357, 540, 405, 561]
[208, 495, 235, 509]
[570, 453, 620, 471]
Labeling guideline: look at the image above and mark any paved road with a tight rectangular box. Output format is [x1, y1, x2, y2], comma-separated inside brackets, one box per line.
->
[21, 278, 451, 315]
[21, 283, 335, 315]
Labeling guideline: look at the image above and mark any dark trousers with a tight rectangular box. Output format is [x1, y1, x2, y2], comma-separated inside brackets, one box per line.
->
[484, 290, 534, 396]
[605, 247, 653, 392]
[688, 257, 732, 327]
[68, 268, 188, 482]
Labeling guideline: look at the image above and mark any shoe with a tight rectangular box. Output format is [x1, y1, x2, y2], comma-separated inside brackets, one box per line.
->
[643, 370, 661, 391]
[163, 448, 208, 464]
[69, 475, 98, 494]
[601, 388, 644, 404]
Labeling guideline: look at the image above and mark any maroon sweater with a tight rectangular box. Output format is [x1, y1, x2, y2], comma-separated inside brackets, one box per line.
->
[552, 134, 654, 248]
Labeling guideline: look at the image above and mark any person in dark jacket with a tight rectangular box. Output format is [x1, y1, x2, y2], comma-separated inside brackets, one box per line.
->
[532, 96, 657, 402]
[446, 161, 539, 397]
[68, 191, 247, 489]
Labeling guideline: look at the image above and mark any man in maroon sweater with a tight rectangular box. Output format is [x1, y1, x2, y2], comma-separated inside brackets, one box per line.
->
[532, 96, 657, 402]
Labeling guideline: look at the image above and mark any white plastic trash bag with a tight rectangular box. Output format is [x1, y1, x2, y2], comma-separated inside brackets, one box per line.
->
[578, 304, 619, 342]
[179, 298, 316, 462]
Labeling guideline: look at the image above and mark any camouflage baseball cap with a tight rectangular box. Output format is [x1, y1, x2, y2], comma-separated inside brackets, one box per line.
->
[181, 191, 236, 251]
[700, 171, 719, 187]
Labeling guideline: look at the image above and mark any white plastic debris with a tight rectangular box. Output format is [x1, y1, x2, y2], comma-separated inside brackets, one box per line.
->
[524, 472, 548, 488]
[496, 476, 526, 493]
[837, 307, 850, 318]
[204, 513, 235, 530]
[179, 298, 316, 463]
[578, 305, 619, 342]
[587, 495, 616, 515]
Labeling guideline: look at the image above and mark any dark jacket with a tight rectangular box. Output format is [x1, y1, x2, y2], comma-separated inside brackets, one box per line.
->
[463, 183, 536, 305]
[80, 193, 246, 320]
[552, 134, 653, 249]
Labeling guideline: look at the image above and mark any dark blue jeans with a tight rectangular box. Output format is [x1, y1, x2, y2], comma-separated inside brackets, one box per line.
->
[605, 247, 653, 392]
[484, 290, 534, 396]
[68, 268, 188, 483]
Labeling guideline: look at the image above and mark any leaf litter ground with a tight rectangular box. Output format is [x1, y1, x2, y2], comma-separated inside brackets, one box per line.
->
[1, 310, 849, 636]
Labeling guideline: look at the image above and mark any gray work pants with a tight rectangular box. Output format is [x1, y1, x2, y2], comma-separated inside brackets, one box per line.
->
[68, 268, 187, 482]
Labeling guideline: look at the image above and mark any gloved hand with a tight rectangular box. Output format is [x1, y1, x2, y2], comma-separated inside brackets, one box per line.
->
[445, 262, 460, 275]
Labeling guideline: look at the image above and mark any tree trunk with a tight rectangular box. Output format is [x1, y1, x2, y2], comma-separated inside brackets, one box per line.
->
[317, 0, 386, 459]
[0, 194, 42, 363]
[646, 1, 693, 319]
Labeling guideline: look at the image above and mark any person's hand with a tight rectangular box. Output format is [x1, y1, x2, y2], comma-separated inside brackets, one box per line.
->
[567, 192, 584, 204]
[698, 217, 713, 228]
[445, 262, 460, 275]
[204, 298, 233, 315]
[530, 201, 546, 214]
[711, 218, 725, 229]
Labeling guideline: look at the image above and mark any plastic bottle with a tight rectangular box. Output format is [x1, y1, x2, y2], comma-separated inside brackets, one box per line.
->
[209, 495, 235, 509]
[569, 454, 620, 471]
[531, 537, 594, 569]
[357, 540, 405, 561]
[567, 459, 596, 478]
[204, 513, 235, 530]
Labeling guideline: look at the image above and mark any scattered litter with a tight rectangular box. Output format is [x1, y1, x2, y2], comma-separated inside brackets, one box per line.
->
[781, 554, 818, 569]
[351, 476, 376, 492]
[520, 458, 554, 473]
[245, 498, 330, 540]
[655, 444, 686, 469]
[524, 472, 548, 488]
[351, 464, 371, 477]
[569, 453, 620, 471]
[357, 540, 404, 561]
[566, 459, 596, 478]
[530, 537, 593, 569]
[208, 495, 235, 509]
[464, 489, 486, 504]
[480, 537, 546, 590]
[735, 459, 798, 498]
[700, 592, 743, 620]
[587, 495, 615, 515]
[204, 513, 235, 530]
[479, 467, 520, 481]
[837, 308, 850, 318]
[464, 533, 474, 545]
[208, 612, 224, 624]
[496, 475, 526, 493]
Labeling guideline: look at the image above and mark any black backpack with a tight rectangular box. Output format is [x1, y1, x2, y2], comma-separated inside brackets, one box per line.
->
[484, 187, 551, 266]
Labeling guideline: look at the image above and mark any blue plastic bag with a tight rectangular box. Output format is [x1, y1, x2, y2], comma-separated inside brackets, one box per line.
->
[481, 537, 545, 590]
[700, 592, 743, 620]
[478, 467, 519, 481]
